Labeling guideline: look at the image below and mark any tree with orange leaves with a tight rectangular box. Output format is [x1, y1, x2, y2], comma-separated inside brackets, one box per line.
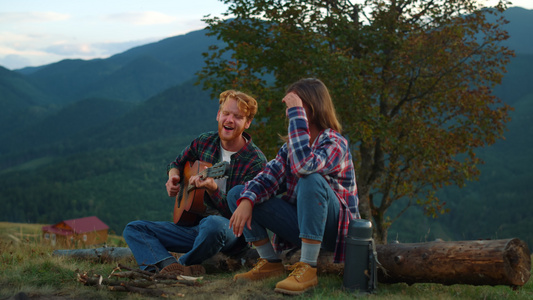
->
[197, 0, 513, 243]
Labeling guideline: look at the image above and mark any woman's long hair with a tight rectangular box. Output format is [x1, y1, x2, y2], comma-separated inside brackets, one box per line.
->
[286, 78, 342, 133]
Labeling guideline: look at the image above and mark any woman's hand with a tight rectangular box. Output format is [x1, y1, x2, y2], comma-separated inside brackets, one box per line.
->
[229, 199, 253, 237]
[282, 92, 303, 108]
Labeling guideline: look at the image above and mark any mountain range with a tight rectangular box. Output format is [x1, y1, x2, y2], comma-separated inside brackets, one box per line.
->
[0, 7, 531, 249]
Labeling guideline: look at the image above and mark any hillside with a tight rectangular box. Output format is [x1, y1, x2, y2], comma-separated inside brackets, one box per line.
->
[0, 80, 220, 232]
[0, 66, 57, 137]
[0, 98, 135, 161]
[0, 80, 218, 169]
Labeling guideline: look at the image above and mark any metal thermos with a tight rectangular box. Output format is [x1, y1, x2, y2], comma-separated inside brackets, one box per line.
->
[343, 218, 377, 293]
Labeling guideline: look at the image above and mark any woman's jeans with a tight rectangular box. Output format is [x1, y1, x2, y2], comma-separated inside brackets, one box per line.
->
[123, 215, 240, 270]
[227, 173, 340, 251]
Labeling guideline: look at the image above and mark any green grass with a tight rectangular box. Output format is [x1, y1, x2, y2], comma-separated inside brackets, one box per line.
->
[1, 222, 531, 299]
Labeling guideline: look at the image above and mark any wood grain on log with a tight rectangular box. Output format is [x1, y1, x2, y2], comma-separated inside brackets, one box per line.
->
[376, 238, 531, 286]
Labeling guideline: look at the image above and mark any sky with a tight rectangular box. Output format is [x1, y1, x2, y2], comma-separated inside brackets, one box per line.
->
[1, 0, 531, 70]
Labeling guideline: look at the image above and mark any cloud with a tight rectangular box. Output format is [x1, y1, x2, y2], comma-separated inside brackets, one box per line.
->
[41, 38, 160, 57]
[0, 11, 69, 23]
[43, 43, 97, 56]
[103, 11, 176, 25]
[94, 38, 161, 55]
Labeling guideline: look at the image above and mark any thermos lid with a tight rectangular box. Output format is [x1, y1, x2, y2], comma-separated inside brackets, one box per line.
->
[347, 219, 373, 240]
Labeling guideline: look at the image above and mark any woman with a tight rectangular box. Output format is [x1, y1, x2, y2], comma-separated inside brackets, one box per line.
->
[228, 78, 360, 295]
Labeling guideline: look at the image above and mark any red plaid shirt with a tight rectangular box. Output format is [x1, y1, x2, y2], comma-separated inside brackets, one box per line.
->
[168, 131, 267, 219]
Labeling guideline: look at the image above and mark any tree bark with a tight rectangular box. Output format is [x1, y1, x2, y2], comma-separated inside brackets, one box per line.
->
[376, 238, 531, 287]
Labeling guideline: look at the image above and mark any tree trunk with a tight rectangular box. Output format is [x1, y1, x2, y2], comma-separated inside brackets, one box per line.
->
[376, 238, 531, 287]
[357, 189, 372, 223]
[372, 210, 388, 244]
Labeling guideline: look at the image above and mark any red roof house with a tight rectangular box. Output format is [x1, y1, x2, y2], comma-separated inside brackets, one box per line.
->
[42, 216, 109, 248]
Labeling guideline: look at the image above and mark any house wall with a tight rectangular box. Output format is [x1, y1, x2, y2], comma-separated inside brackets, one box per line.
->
[42, 229, 108, 248]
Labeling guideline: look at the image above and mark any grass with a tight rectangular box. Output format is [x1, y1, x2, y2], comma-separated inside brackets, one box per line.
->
[1, 222, 532, 299]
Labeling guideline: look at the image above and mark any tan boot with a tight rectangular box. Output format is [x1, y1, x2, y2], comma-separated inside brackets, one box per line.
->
[160, 263, 205, 276]
[274, 262, 318, 295]
[233, 258, 285, 281]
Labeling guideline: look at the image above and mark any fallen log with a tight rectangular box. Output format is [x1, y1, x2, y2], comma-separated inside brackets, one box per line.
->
[53, 247, 134, 263]
[375, 238, 531, 287]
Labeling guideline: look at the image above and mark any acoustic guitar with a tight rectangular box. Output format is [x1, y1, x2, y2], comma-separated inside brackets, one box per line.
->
[173, 160, 229, 226]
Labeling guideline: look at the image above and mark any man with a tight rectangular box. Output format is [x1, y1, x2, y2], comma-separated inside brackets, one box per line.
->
[228, 78, 359, 295]
[123, 90, 266, 275]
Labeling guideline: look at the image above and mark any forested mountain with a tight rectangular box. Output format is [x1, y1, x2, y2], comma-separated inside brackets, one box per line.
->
[0, 7, 531, 249]
[0, 66, 56, 136]
[0, 29, 219, 157]
[20, 29, 220, 104]
[0, 82, 219, 232]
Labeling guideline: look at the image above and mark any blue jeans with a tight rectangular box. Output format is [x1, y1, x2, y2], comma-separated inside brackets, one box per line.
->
[227, 173, 340, 251]
[123, 215, 242, 270]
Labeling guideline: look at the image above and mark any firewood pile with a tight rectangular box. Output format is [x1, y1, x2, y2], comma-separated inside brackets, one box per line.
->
[77, 264, 202, 297]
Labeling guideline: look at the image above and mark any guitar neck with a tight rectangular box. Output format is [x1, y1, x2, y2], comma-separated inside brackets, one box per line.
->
[197, 168, 208, 179]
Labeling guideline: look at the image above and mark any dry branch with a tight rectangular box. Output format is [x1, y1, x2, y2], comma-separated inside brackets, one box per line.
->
[77, 264, 202, 297]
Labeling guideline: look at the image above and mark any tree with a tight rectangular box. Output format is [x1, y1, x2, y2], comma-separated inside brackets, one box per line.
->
[197, 0, 513, 243]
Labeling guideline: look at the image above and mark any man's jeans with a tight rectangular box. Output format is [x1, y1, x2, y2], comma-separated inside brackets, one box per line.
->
[227, 173, 340, 251]
[123, 215, 241, 270]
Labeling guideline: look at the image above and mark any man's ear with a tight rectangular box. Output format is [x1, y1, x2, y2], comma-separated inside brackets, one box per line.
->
[244, 118, 252, 129]
[216, 110, 220, 122]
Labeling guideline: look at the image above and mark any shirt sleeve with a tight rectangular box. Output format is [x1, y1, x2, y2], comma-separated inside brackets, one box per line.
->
[241, 144, 288, 205]
[286, 106, 348, 176]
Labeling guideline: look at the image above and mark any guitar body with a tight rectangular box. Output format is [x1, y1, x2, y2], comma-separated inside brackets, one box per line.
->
[173, 160, 229, 226]
[173, 161, 210, 226]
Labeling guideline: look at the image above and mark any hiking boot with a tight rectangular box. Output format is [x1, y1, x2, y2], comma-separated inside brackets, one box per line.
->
[160, 262, 205, 276]
[233, 258, 285, 281]
[274, 262, 317, 295]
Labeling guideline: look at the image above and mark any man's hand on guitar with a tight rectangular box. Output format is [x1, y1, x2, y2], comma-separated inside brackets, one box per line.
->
[189, 175, 217, 195]
[166, 175, 181, 197]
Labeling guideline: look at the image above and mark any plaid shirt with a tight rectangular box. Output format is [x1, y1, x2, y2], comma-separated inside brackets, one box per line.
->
[240, 107, 360, 263]
[168, 131, 267, 219]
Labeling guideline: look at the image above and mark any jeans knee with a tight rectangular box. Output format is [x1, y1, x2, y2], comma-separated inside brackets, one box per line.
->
[123, 220, 146, 239]
[299, 173, 323, 186]
[123, 221, 137, 240]
[227, 185, 244, 211]
[199, 216, 226, 243]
